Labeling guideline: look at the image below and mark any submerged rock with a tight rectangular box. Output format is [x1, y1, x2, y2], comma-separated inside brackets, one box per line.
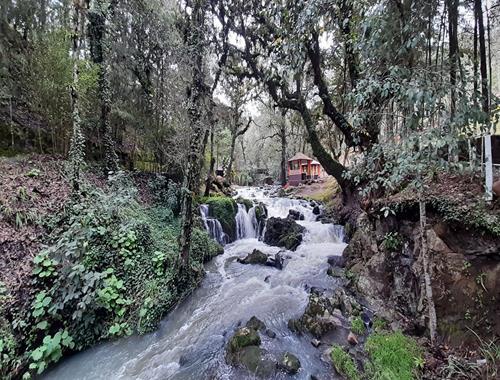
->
[263, 217, 305, 251]
[278, 352, 301, 374]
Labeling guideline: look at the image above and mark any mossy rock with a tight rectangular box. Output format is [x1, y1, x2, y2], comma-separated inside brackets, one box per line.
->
[235, 197, 254, 211]
[228, 327, 261, 353]
[200, 196, 238, 241]
[278, 352, 301, 375]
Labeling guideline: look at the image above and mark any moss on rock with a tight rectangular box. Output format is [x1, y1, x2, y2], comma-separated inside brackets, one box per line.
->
[200, 196, 238, 241]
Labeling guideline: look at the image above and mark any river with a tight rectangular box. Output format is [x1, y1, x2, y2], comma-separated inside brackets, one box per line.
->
[43, 187, 346, 380]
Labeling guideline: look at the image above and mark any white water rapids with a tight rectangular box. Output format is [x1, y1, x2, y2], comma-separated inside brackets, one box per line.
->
[43, 187, 346, 380]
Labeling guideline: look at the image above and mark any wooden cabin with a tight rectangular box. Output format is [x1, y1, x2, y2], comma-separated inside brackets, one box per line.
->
[288, 153, 323, 186]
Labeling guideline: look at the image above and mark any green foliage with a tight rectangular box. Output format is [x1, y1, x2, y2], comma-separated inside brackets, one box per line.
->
[365, 331, 423, 380]
[13, 175, 220, 377]
[148, 175, 182, 214]
[382, 232, 403, 252]
[350, 316, 366, 335]
[235, 197, 253, 211]
[28, 330, 74, 376]
[330, 345, 361, 380]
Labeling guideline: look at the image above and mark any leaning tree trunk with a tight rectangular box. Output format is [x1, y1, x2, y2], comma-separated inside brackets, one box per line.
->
[226, 134, 237, 183]
[419, 200, 437, 345]
[68, 0, 86, 193]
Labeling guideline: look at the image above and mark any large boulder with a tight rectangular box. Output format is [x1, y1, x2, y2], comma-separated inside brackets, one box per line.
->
[227, 327, 261, 353]
[263, 217, 305, 251]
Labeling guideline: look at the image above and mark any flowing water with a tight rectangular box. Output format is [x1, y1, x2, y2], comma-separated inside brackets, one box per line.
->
[44, 187, 346, 380]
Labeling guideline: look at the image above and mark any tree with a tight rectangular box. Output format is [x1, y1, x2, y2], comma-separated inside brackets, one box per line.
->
[88, 0, 119, 173]
[68, 0, 88, 192]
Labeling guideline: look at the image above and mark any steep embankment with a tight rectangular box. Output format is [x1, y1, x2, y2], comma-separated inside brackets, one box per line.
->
[341, 173, 500, 377]
[0, 155, 222, 379]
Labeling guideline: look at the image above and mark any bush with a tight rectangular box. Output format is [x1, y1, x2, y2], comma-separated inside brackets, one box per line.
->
[365, 331, 423, 380]
[330, 345, 361, 380]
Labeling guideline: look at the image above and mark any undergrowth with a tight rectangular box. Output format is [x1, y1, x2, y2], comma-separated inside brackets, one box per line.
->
[1, 173, 221, 379]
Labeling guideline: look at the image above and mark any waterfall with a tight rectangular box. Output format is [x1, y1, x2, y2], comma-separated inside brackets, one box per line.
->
[199, 204, 228, 245]
[235, 203, 257, 239]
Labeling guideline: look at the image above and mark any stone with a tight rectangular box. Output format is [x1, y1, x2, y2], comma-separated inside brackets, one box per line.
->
[312, 205, 321, 215]
[227, 327, 261, 353]
[265, 329, 276, 338]
[347, 332, 358, 345]
[236, 345, 277, 377]
[278, 352, 301, 375]
[327, 255, 346, 268]
[238, 249, 268, 265]
[246, 316, 266, 331]
[311, 338, 321, 348]
[288, 209, 305, 220]
[327, 267, 344, 278]
[263, 217, 305, 251]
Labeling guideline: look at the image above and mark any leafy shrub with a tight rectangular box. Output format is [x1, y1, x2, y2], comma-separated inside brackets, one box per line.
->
[330, 345, 361, 380]
[383, 232, 403, 252]
[365, 331, 423, 380]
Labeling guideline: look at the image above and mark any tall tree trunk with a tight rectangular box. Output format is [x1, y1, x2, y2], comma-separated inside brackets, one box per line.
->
[419, 200, 437, 345]
[89, 0, 118, 173]
[179, 0, 208, 266]
[68, 0, 87, 193]
[204, 123, 215, 197]
[280, 110, 287, 186]
[475, 0, 488, 114]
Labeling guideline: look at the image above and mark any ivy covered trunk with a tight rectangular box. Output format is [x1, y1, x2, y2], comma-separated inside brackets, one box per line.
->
[179, 0, 208, 266]
[88, 0, 118, 173]
[68, 0, 87, 192]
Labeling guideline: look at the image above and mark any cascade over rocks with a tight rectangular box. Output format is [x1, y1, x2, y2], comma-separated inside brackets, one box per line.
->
[263, 217, 305, 251]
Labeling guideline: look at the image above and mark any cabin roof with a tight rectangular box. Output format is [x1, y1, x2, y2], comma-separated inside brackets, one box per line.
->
[311, 160, 320, 165]
[288, 152, 313, 162]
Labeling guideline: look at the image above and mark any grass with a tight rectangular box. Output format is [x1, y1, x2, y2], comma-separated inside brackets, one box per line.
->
[330, 345, 361, 380]
[351, 316, 366, 335]
[365, 331, 423, 380]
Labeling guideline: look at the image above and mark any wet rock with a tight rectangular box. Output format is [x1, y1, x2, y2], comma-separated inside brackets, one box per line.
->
[331, 288, 361, 316]
[288, 209, 305, 221]
[347, 332, 358, 345]
[312, 205, 321, 215]
[327, 267, 344, 278]
[227, 327, 261, 353]
[264, 275, 271, 283]
[327, 255, 346, 268]
[289, 290, 346, 338]
[263, 217, 305, 251]
[246, 316, 266, 331]
[238, 249, 268, 265]
[238, 346, 277, 378]
[361, 311, 373, 329]
[311, 338, 321, 348]
[278, 352, 301, 375]
[266, 251, 284, 270]
[265, 329, 276, 338]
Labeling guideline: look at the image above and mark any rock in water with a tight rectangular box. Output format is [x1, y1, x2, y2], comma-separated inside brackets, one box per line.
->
[263, 217, 305, 251]
[312, 205, 321, 215]
[227, 327, 261, 353]
[288, 209, 305, 220]
[278, 352, 301, 374]
[238, 249, 268, 265]
[246, 316, 266, 331]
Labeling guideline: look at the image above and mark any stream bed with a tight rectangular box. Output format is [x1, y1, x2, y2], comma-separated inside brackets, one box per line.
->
[44, 187, 346, 380]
